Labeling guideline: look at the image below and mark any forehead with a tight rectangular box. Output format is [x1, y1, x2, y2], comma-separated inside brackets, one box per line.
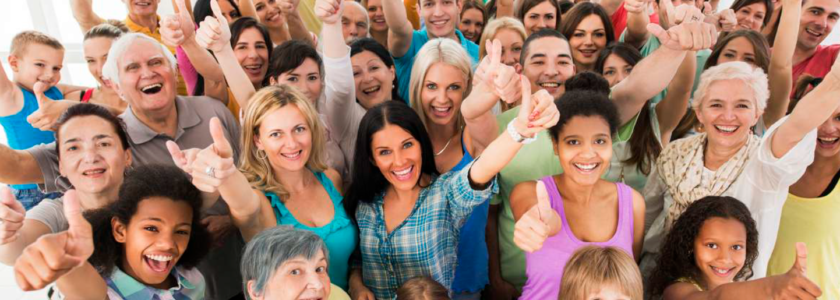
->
[286, 58, 321, 74]
[424, 62, 466, 82]
[576, 14, 606, 30]
[342, 3, 367, 18]
[58, 116, 116, 141]
[722, 37, 756, 53]
[803, 0, 840, 12]
[526, 37, 571, 59]
[495, 28, 524, 43]
[737, 2, 767, 11]
[704, 79, 755, 101]
[118, 39, 168, 65]
[560, 115, 611, 136]
[372, 124, 414, 146]
[698, 217, 747, 239]
[133, 196, 193, 223]
[260, 105, 307, 129]
[20, 43, 63, 60]
[527, 0, 556, 13]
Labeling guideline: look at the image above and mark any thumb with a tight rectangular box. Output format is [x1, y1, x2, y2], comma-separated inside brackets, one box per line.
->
[62, 190, 91, 241]
[535, 181, 551, 222]
[792, 242, 808, 275]
[210, 0, 230, 27]
[33, 81, 49, 107]
[209, 117, 233, 158]
[518, 75, 532, 119]
[0, 186, 24, 214]
[703, 1, 713, 15]
[647, 24, 670, 43]
[166, 140, 188, 169]
[177, 0, 192, 22]
[490, 39, 502, 71]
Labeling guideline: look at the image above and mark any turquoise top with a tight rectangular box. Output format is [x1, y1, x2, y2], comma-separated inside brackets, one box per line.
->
[265, 171, 358, 290]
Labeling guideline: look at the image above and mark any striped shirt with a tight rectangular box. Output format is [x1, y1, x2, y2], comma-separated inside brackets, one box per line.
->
[356, 162, 498, 299]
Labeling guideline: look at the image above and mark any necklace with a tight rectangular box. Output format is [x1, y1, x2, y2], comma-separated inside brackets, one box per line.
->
[435, 138, 453, 156]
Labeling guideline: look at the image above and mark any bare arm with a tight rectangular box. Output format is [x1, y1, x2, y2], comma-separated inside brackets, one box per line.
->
[496, 0, 515, 18]
[69, 0, 105, 33]
[763, 0, 801, 128]
[238, 0, 258, 19]
[600, 0, 626, 16]
[509, 181, 562, 236]
[54, 263, 107, 300]
[655, 50, 695, 143]
[0, 220, 51, 266]
[630, 189, 645, 259]
[383, 0, 415, 57]
[624, 0, 651, 48]
[286, 11, 315, 45]
[612, 46, 688, 125]
[0, 59, 22, 116]
[0, 144, 44, 185]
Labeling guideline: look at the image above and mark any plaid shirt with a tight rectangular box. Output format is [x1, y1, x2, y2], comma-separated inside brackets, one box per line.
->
[356, 162, 498, 299]
[105, 266, 205, 300]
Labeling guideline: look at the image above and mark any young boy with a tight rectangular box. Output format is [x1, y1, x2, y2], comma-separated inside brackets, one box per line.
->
[0, 31, 85, 209]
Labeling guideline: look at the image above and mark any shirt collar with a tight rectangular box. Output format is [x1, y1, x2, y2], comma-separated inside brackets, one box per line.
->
[108, 266, 197, 299]
[121, 96, 202, 145]
[419, 28, 470, 47]
[124, 15, 161, 35]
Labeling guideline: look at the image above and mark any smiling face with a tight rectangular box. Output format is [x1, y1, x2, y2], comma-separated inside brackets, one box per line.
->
[735, 2, 767, 31]
[367, 0, 388, 32]
[114, 196, 193, 289]
[254, 105, 313, 173]
[112, 39, 178, 117]
[122, 0, 160, 18]
[523, 36, 576, 99]
[84, 37, 114, 87]
[553, 116, 613, 186]
[270, 58, 323, 103]
[494, 28, 524, 66]
[234, 28, 270, 87]
[459, 8, 484, 42]
[254, 0, 285, 28]
[9, 43, 64, 91]
[569, 15, 608, 71]
[342, 3, 369, 44]
[419, 63, 467, 126]
[371, 124, 424, 192]
[716, 37, 758, 68]
[250, 250, 331, 300]
[523, 1, 558, 35]
[420, 0, 462, 38]
[352, 50, 396, 109]
[601, 53, 633, 87]
[696, 80, 761, 150]
[797, 0, 840, 51]
[58, 116, 131, 197]
[815, 106, 840, 158]
[693, 217, 748, 290]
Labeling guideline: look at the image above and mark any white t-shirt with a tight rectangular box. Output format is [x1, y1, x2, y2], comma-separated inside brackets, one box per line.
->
[641, 115, 817, 278]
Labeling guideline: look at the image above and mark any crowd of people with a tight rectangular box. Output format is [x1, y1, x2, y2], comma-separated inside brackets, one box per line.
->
[0, 0, 837, 298]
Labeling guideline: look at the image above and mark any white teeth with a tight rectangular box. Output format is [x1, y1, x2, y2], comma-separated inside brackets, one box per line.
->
[539, 82, 560, 88]
[806, 28, 822, 36]
[363, 86, 380, 93]
[433, 106, 450, 112]
[711, 266, 730, 274]
[574, 163, 597, 171]
[393, 166, 412, 176]
[83, 169, 106, 175]
[244, 65, 261, 71]
[140, 83, 162, 92]
[281, 151, 301, 159]
[819, 137, 838, 143]
[145, 254, 173, 262]
[715, 125, 738, 133]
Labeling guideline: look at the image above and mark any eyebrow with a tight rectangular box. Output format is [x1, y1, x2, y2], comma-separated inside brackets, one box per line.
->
[62, 134, 114, 145]
[374, 137, 414, 150]
[142, 217, 191, 227]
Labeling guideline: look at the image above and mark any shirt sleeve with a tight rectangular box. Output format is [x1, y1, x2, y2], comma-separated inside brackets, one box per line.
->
[24, 197, 67, 233]
[323, 50, 365, 146]
[27, 143, 62, 193]
[445, 161, 498, 227]
[750, 115, 817, 195]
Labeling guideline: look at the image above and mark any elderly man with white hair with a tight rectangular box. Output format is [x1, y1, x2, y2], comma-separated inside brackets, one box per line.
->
[0, 33, 245, 299]
[340, 0, 371, 44]
[640, 57, 840, 279]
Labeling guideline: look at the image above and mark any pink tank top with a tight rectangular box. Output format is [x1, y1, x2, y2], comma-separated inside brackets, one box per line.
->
[520, 177, 636, 300]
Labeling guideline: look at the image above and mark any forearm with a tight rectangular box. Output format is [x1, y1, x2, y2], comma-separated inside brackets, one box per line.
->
[496, 0, 515, 18]
[383, 0, 413, 56]
[322, 21, 348, 59]
[203, 76, 230, 104]
[287, 13, 314, 45]
[679, 278, 774, 300]
[469, 130, 523, 185]
[772, 71, 840, 157]
[0, 145, 44, 185]
[625, 7, 651, 48]
[69, 0, 104, 33]
[55, 263, 107, 300]
[613, 47, 687, 125]
[656, 52, 695, 134]
[0, 237, 30, 266]
[764, 1, 800, 128]
[600, 0, 625, 15]
[181, 41, 226, 83]
[238, 0, 258, 19]
[218, 172, 262, 226]
[214, 46, 256, 108]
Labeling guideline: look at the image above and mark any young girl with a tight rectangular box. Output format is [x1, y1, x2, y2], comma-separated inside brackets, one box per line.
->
[648, 196, 822, 299]
[558, 246, 643, 300]
[396, 277, 452, 300]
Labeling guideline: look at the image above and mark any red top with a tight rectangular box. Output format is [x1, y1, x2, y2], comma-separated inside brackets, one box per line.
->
[80, 88, 94, 103]
[611, 4, 660, 41]
[792, 44, 840, 92]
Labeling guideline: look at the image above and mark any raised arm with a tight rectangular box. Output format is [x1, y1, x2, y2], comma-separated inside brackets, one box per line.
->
[0, 144, 44, 186]
[69, 0, 105, 33]
[0, 54, 22, 114]
[655, 50, 695, 143]
[771, 54, 840, 158]
[763, 0, 801, 129]
[280, 0, 317, 45]
[238, 0, 259, 19]
[383, 0, 415, 57]
[623, 0, 651, 48]
[462, 40, 514, 155]
[0, 188, 52, 266]
[600, 0, 626, 16]
[612, 22, 715, 126]
[496, 0, 515, 18]
[317, 0, 363, 140]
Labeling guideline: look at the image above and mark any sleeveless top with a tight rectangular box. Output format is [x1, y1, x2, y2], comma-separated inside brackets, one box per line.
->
[0, 86, 63, 190]
[264, 171, 358, 290]
[520, 177, 636, 300]
[451, 132, 491, 293]
[80, 88, 94, 103]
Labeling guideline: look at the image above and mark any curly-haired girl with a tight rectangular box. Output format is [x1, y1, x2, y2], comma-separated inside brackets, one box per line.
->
[648, 196, 821, 299]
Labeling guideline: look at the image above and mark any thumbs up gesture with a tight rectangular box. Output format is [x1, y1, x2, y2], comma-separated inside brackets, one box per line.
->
[170, 117, 236, 193]
[26, 81, 69, 131]
[161, 0, 198, 48]
[0, 187, 26, 245]
[511, 76, 559, 139]
[513, 181, 560, 252]
[647, 21, 716, 52]
[13, 190, 93, 291]
[196, 0, 232, 52]
[769, 242, 822, 299]
[315, 0, 342, 25]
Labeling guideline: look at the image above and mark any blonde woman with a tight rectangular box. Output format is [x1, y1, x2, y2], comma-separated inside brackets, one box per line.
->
[478, 17, 527, 113]
[559, 246, 643, 300]
[177, 85, 358, 291]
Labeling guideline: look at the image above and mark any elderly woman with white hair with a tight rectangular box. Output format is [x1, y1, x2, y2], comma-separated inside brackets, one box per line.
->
[641, 58, 840, 279]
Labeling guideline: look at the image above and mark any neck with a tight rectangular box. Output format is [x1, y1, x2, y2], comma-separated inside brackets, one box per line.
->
[703, 136, 748, 171]
[131, 104, 179, 138]
[426, 121, 459, 152]
[429, 31, 460, 43]
[793, 44, 818, 66]
[371, 30, 388, 47]
[76, 187, 119, 211]
[557, 175, 598, 205]
[575, 62, 594, 73]
[128, 13, 158, 32]
[269, 28, 287, 45]
[807, 151, 840, 176]
[273, 167, 312, 194]
[387, 180, 423, 204]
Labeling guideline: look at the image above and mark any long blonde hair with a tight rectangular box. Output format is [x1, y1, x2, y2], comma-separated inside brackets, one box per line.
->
[479, 17, 527, 59]
[240, 85, 328, 199]
[408, 38, 472, 130]
[559, 246, 643, 300]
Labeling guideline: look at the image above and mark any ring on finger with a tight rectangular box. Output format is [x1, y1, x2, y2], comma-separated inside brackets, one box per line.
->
[205, 166, 216, 178]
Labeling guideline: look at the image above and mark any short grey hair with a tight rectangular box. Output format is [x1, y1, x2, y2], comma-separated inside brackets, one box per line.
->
[101, 33, 178, 85]
[241, 226, 330, 299]
[692, 61, 769, 113]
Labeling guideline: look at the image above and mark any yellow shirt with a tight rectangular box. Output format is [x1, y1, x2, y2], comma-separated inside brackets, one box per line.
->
[405, 0, 420, 30]
[328, 284, 351, 300]
[767, 182, 840, 299]
[297, 0, 323, 35]
[124, 15, 189, 96]
[225, 89, 241, 124]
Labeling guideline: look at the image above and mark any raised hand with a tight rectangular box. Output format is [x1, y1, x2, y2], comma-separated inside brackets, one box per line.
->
[647, 21, 716, 52]
[707, 8, 737, 32]
[166, 141, 202, 174]
[475, 40, 521, 103]
[13, 190, 93, 291]
[160, 0, 198, 48]
[279, 0, 302, 16]
[0, 187, 25, 245]
[513, 181, 555, 252]
[512, 76, 560, 138]
[770, 243, 822, 299]
[195, 0, 232, 52]
[624, 0, 650, 14]
[673, 4, 705, 25]
[182, 117, 236, 193]
[26, 81, 66, 131]
[315, 0, 341, 24]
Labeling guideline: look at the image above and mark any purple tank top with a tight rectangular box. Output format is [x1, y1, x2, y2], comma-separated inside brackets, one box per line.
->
[520, 176, 636, 300]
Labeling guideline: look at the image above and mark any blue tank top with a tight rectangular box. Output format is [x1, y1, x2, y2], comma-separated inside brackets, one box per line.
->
[451, 132, 491, 293]
[264, 171, 358, 291]
[0, 86, 63, 189]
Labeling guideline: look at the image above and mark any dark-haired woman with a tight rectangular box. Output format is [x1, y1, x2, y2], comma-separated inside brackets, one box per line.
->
[510, 91, 645, 300]
[595, 42, 694, 192]
[729, 0, 774, 31]
[516, 0, 562, 36]
[346, 79, 559, 299]
[560, 3, 616, 72]
[459, 0, 486, 43]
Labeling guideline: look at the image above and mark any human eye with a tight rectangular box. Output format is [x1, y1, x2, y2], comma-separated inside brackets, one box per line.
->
[706, 243, 718, 249]
[546, 14, 555, 20]
[425, 83, 437, 90]
[269, 131, 281, 138]
[316, 266, 327, 273]
[448, 84, 462, 91]
[732, 244, 744, 251]
[595, 138, 607, 145]
[403, 141, 414, 149]
[308, 75, 320, 81]
[65, 145, 79, 152]
[86, 59, 95, 64]
[97, 141, 112, 148]
[604, 70, 615, 75]
[379, 149, 392, 155]
[144, 226, 159, 233]
[290, 269, 301, 275]
[294, 126, 307, 133]
[35, 63, 45, 67]
[176, 229, 190, 235]
[710, 103, 723, 108]
[573, 32, 584, 37]
[566, 139, 579, 145]
[737, 103, 750, 109]
[287, 76, 298, 82]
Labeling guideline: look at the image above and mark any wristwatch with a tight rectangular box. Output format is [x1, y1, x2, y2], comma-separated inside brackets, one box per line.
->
[507, 118, 537, 144]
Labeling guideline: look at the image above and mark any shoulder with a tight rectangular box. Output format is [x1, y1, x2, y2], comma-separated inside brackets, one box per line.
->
[323, 168, 343, 194]
[662, 281, 703, 300]
[629, 186, 645, 214]
[511, 180, 539, 202]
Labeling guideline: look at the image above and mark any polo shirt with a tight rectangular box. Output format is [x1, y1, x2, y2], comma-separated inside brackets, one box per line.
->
[394, 29, 480, 102]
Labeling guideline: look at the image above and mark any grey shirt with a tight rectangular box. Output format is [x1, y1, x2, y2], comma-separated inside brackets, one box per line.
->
[27, 96, 244, 300]
[25, 197, 67, 233]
